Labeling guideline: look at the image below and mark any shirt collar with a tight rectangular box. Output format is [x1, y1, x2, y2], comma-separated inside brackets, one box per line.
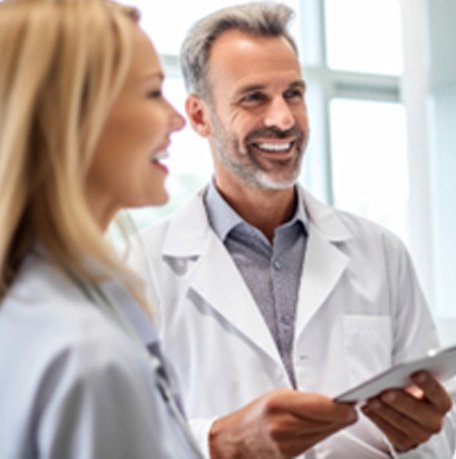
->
[204, 180, 308, 242]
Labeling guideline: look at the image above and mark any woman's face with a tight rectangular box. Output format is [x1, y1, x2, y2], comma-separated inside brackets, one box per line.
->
[87, 25, 185, 228]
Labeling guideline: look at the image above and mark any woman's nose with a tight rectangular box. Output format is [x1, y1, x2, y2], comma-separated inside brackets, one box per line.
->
[170, 106, 186, 132]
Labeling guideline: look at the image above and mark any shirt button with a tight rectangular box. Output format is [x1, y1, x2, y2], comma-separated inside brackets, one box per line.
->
[281, 313, 293, 326]
[272, 259, 282, 271]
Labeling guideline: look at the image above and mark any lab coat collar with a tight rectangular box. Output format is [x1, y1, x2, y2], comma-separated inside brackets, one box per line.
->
[294, 188, 352, 334]
[187, 232, 284, 366]
[160, 186, 283, 366]
[161, 185, 353, 256]
[160, 185, 354, 365]
[204, 180, 309, 242]
[32, 243, 158, 350]
[301, 188, 352, 243]
[161, 187, 213, 258]
[100, 278, 158, 348]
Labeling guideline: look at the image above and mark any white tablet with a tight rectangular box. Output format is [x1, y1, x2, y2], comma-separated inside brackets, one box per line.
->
[335, 345, 456, 403]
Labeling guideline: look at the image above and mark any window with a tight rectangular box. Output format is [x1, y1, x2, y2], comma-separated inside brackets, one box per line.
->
[329, 99, 408, 241]
[299, 0, 405, 240]
[324, 0, 403, 75]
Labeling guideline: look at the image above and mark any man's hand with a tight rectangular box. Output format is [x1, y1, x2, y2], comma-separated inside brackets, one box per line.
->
[208, 388, 357, 459]
[361, 371, 453, 452]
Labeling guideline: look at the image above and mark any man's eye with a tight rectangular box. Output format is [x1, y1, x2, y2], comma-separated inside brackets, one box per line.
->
[284, 89, 303, 100]
[241, 92, 266, 104]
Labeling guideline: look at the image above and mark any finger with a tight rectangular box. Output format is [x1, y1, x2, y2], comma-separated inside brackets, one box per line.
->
[405, 384, 424, 399]
[412, 372, 453, 414]
[264, 410, 356, 441]
[364, 399, 431, 440]
[277, 392, 356, 424]
[362, 407, 419, 452]
[277, 424, 347, 457]
[379, 390, 444, 433]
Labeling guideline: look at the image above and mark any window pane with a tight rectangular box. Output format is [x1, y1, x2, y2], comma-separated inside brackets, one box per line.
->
[123, 0, 299, 55]
[324, 0, 403, 75]
[330, 99, 408, 242]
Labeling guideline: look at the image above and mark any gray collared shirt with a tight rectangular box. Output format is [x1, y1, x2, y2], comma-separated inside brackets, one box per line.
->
[204, 181, 308, 386]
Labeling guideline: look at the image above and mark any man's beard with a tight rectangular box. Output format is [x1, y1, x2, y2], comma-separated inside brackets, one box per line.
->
[210, 113, 307, 190]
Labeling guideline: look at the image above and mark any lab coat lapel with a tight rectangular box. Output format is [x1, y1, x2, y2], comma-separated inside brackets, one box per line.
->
[295, 190, 352, 335]
[161, 189, 283, 366]
[191, 234, 282, 364]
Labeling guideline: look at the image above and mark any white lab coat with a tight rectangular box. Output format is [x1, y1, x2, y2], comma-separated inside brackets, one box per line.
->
[0, 250, 202, 459]
[130, 186, 456, 459]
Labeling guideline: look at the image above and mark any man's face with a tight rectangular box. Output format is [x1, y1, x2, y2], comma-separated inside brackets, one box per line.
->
[203, 29, 309, 191]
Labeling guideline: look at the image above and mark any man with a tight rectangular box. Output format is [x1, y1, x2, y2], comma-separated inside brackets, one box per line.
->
[130, 3, 455, 458]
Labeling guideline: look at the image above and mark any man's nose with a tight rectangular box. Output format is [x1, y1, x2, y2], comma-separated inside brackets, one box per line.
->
[263, 97, 295, 131]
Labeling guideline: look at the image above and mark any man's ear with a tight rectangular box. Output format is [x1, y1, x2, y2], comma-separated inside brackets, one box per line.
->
[185, 95, 212, 137]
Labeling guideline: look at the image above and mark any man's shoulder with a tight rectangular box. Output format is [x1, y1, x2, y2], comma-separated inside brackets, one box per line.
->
[336, 212, 406, 260]
[302, 188, 407, 252]
[334, 208, 401, 239]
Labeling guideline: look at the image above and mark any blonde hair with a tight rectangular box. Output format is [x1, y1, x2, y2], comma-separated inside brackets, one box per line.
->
[0, 0, 142, 298]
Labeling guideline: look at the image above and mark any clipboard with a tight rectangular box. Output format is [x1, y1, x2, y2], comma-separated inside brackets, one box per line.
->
[335, 344, 456, 403]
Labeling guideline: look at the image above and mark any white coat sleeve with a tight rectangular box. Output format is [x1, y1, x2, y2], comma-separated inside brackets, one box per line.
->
[188, 418, 219, 459]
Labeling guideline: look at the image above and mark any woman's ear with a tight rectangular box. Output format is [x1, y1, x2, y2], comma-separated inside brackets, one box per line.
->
[185, 95, 212, 137]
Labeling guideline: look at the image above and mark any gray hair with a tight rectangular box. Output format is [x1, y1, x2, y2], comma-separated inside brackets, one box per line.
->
[180, 2, 297, 98]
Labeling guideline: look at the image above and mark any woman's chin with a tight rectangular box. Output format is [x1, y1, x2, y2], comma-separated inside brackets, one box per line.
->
[149, 190, 169, 207]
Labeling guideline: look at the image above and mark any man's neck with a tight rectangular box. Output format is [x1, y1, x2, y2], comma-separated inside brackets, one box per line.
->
[214, 180, 297, 242]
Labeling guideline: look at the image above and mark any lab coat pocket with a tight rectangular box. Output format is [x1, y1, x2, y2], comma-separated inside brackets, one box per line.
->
[343, 315, 393, 388]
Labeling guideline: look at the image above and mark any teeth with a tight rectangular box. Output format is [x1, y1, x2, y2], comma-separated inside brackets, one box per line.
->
[256, 142, 291, 152]
[151, 150, 169, 162]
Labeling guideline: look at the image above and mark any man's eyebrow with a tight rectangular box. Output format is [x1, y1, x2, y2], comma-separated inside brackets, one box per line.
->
[235, 80, 307, 97]
[288, 80, 307, 91]
[235, 84, 267, 97]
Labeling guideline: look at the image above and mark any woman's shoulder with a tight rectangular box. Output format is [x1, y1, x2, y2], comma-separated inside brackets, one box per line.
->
[0, 252, 150, 379]
[0, 256, 190, 459]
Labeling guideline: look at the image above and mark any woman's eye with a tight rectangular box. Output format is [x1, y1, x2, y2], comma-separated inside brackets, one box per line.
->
[148, 90, 162, 99]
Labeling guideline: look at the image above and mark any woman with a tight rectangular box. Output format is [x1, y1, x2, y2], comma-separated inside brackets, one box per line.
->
[0, 0, 202, 457]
